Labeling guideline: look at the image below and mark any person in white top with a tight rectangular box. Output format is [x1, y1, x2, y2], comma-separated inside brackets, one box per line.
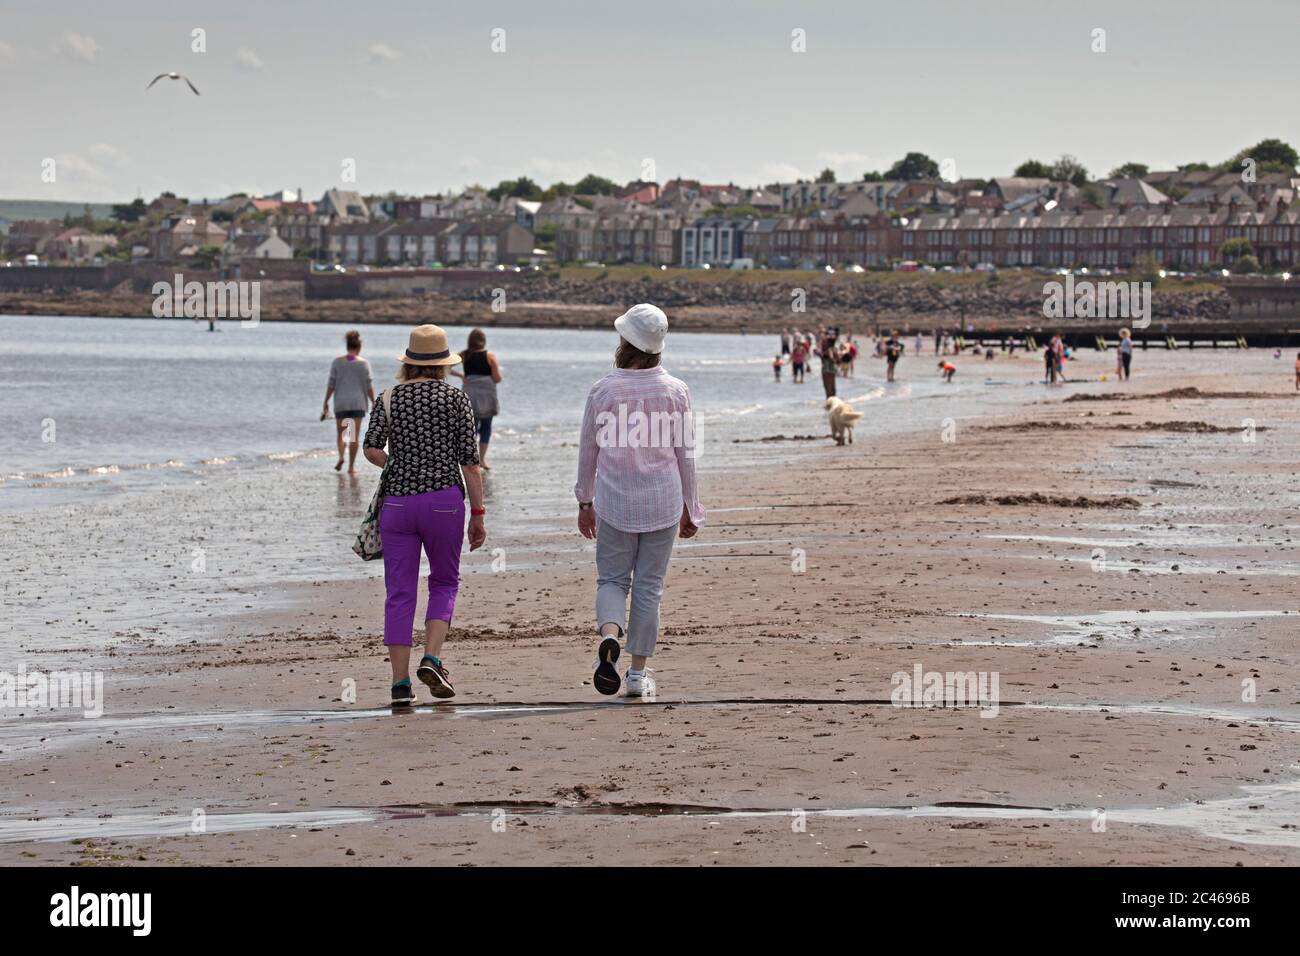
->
[575, 304, 705, 698]
[1117, 327, 1133, 380]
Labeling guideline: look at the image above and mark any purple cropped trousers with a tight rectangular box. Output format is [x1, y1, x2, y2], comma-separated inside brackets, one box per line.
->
[379, 486, 465, 646]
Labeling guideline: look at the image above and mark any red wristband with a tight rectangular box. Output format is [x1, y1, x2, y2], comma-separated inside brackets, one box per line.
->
[470, 508, 486, 516]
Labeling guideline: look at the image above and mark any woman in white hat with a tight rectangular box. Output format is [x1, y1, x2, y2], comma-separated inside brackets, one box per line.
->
[574, 303, 705, 697]
[362, 324, 487, 706]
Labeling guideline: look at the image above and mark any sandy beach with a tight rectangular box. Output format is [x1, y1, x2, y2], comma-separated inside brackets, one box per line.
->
[2, 339, 1298, 866]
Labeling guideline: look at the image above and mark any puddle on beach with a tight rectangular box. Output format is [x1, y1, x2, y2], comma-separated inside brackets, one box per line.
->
[984, 530, 1296, 549]
[0, 809, 375, 843]
[953, 609, 1295, 646]
[0, 704, 587, 758]
[1010, 553, 1299, 577]
[4, 698, 1297, 848]
[8, 694, 1297, 759]
[4, 775, 1297, 850]
[1027, 700, 1300, 730]
[987, 533, 1144, 548]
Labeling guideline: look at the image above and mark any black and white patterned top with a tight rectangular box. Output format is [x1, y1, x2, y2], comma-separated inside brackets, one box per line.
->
[363, 379, 480, 497]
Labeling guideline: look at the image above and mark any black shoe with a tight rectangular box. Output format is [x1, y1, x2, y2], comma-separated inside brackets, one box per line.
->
[417, 655, 456, 699]
[593, 636, 622, 696]
[391, 680, 416, 707]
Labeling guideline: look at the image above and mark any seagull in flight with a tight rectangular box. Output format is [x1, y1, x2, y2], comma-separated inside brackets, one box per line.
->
[146, 72, 200, 95]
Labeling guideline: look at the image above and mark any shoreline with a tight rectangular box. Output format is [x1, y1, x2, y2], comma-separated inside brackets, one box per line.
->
[2, 300, 1288, 341]
[3, 265, 1282, 337]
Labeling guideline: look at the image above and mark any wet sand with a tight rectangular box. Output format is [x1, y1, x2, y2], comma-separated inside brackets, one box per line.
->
[2, 350, 1298, 865]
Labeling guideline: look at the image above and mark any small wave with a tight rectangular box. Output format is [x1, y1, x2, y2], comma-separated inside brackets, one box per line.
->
[684, 357, 773, 367]
[2, 466, 76, 481]
[113, 459, 186, 473]
[1, 459, 189, 482]
[264, 448, 333, 462]
[708, 403, 763, 418]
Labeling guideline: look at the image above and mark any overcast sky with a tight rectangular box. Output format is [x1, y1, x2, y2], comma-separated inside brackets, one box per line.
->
[2, 0, 1296, 203]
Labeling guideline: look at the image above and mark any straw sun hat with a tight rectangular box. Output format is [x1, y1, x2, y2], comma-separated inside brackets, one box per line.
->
[399, 324, 463, 366]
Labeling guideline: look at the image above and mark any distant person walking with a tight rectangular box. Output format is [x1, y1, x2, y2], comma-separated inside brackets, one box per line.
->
[885, 332, 902, 382]
[1044, 344, 1058, 384]
[1117, 328, 1133, 380]
[818, 335, 838, 398]
[1050, 333, 1065, 381]
[450, 328, 502, 470]
[791, 341, 808, 383]
[362, 325, 486, 706]
[575, 304, 704, 698]
[839, 337, 857, 377]
[780, 328, 792, 355]
[321, 329, 375, 473]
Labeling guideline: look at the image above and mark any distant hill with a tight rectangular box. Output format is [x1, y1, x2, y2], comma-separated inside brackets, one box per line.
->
[0, 199, 120, 232]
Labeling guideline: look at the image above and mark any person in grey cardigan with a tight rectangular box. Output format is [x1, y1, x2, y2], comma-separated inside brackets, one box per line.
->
[450, 328, 502, 470]
[320, 329, 375, 473]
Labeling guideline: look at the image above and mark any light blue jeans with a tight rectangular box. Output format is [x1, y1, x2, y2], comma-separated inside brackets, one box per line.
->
[595, 518, 678, 657]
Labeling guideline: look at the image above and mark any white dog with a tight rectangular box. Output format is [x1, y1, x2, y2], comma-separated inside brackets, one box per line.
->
[824, 396, 864, 445]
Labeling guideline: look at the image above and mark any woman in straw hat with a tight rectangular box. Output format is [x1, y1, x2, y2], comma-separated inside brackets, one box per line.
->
[363, 324, 486, 706]
[574, 304, 705, 698]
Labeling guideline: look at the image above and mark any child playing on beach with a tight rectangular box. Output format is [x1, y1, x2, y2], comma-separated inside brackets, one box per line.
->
[938, 360, 956, 383]
[791, 342, 808, 383]
[773, 354, 785, 381]
[838, 339, 856, 378]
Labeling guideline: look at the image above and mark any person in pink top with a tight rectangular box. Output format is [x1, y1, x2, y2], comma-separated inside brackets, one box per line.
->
[574, 304, 705, 698]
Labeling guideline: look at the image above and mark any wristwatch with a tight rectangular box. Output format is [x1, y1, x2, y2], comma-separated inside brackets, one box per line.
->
[578, 502, 593, 512]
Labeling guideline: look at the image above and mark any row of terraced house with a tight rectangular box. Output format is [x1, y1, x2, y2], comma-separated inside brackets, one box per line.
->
[560, 198, 1300, 272]
[551, 171, 1300, 271]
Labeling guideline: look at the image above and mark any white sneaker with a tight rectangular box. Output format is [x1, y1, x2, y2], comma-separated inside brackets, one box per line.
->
[624, 669, 656, 699]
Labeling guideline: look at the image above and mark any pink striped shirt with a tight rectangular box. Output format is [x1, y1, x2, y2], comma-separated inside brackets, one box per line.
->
[574, 367, 706, 533]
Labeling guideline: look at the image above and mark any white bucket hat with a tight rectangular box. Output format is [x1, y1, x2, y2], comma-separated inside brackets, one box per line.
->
[614, 303, 668, 355]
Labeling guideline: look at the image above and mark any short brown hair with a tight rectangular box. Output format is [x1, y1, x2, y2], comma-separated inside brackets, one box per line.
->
[399, 363, 446, 382]
[345, 330, 362, 351]
[615, 338, 661, 370]
[466, 328, 487, 351]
